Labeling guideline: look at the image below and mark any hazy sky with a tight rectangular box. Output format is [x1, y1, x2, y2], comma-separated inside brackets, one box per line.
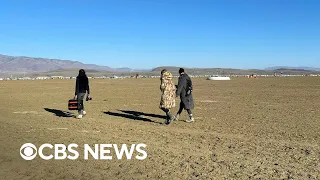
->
[0, 0, 319, 69]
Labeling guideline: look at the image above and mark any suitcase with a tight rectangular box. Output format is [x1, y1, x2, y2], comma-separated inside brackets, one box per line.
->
[68, 99, 78, 110]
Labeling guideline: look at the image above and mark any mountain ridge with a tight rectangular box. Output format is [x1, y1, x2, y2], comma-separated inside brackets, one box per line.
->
[1, 53, 320, 78]
[265, 66, 320, 71]
[0, 54, 134, 73]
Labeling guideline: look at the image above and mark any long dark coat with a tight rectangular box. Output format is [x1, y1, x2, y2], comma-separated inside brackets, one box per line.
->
[176, 73, 194, 110]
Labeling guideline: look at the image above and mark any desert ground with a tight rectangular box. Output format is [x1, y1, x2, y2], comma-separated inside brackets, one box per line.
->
[0, 77, 319, 179]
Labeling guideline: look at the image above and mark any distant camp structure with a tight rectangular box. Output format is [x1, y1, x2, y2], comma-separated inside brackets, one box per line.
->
[207, 76, 231, 81]
[248, 74, 257, 78]
[51, 76, 64, 79]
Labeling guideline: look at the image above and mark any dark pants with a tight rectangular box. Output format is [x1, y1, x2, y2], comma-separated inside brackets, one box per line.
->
[161, 108, 173, 120]
[177, 101, 192, 115]
[77, 93, 86, 114]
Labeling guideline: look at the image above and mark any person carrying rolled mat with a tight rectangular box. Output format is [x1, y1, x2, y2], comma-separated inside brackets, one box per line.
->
[74, 69, 91, 119]
[159, 69, 176, 125]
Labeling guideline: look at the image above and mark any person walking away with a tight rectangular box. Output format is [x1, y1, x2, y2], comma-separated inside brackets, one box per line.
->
[74, 69, 91, 119]
[159, 69, 176, 125]
[175, 68, 195, 122]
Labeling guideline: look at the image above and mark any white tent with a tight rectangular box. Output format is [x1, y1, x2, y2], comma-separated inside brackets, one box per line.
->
[207, 76, 231, 80]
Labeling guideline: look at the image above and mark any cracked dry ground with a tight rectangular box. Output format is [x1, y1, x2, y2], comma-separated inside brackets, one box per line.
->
[0, 77, 319, 179]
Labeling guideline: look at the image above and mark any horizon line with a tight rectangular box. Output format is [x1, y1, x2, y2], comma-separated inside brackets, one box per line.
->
[0, 53, 319, 70]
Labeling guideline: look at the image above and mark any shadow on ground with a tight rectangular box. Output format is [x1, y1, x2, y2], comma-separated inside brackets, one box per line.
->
[44, 108, 74, 117]
[104, 110, 164, 124]
[118, 110, 167, 119]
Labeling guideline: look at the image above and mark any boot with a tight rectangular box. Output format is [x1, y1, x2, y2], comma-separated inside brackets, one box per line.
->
[165, 112, 175, 125]
[76, 110, 84, 119]
[186, 114, 195, 123]
[76, 114, 83, 119]
[174, 114, 180, 121]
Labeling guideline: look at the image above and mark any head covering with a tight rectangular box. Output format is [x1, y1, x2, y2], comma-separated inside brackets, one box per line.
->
[78, 69, 87, 77]
[179, 68, 185, 74]
[162, 71, 173, 80]
[161, 69, 167, 75]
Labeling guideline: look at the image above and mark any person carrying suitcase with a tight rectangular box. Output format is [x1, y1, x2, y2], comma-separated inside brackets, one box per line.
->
[74, 69, 91, 119]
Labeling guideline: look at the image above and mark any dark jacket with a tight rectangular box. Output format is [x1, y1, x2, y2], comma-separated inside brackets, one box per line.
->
[75, 76, 90, 95]
[176, 73, 194, 110]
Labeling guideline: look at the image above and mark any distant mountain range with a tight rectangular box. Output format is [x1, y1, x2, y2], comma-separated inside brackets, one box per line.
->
[0, 54, 134, 74]
[0, 53, 319, 77]
[265, 66, 320, 71]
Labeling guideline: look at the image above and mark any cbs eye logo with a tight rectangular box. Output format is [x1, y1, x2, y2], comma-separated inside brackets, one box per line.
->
[20, 143, 37, 160]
